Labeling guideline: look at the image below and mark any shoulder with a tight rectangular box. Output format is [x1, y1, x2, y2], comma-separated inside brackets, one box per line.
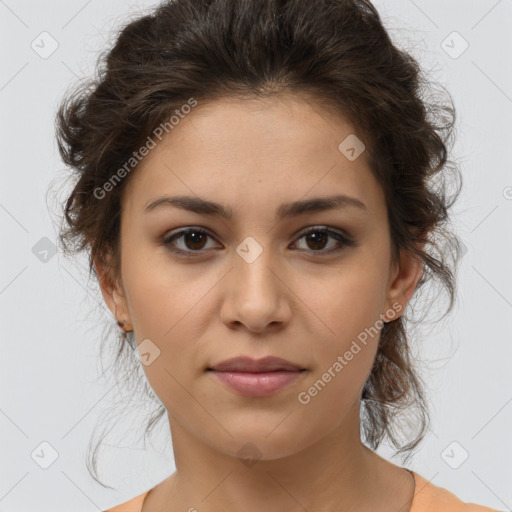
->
[103, 490, 150, 512]
[410, 472, 502, 511]
[101, 473, 503, 512]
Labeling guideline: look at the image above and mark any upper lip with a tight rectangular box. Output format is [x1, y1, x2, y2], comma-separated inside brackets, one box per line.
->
[207, 356, 305, 373]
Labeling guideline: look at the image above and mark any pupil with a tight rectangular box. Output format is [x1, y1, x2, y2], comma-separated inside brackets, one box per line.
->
[185, 231, 206, 250]
[307, 231, 327, 250]
[182, 231, 329, 251]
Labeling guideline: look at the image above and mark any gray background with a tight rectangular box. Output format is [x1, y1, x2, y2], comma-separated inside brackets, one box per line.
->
[1, 0, 511, 510]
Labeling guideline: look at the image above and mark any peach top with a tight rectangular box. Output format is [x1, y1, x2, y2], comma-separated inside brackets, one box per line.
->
[103, 471, 501, 511]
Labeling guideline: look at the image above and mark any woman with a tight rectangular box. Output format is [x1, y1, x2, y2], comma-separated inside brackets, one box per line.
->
[54, 0, 501, 510]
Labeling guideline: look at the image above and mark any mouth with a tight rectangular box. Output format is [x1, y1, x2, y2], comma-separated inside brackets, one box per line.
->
[207, 369, 306, 397]
[206, 356, 307, 397]
[207, 355, 306, 373]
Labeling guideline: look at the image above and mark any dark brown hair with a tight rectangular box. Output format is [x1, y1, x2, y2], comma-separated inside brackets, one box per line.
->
[54, 0, 463, 488]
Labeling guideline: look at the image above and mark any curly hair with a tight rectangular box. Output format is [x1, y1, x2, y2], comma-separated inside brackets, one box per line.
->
[53, 0, 463, 488]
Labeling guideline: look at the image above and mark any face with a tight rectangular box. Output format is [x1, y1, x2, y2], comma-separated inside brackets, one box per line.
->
[98, 93, 422, 462]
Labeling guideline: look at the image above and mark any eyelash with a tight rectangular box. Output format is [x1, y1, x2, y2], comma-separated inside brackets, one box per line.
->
[161, 226, 356, 257]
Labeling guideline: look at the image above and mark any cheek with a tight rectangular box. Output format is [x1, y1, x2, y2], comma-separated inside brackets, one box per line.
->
[122, 241, 206, 336]
[304, 258, 388, 345]
[121, 254, 219, 398]
[122, 234, 388, 418]
[294, 258, 387, 401]
[294, 282, 382, 424]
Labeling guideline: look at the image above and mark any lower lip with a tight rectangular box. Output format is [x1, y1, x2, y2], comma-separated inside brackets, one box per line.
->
[208, 370, 305, 397]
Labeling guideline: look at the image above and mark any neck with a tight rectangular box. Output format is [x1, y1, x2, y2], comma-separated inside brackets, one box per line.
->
[146, 401, 413, 512]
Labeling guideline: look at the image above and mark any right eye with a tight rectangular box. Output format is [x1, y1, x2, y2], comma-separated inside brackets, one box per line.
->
[162, 227, 221, 256]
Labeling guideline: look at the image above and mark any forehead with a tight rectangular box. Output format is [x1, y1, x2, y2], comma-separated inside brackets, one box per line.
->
[121, 93, 385, 220]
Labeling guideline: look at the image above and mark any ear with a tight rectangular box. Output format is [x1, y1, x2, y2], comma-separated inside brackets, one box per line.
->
[383, 243, 424, 321]
[94, 255, 132, 329]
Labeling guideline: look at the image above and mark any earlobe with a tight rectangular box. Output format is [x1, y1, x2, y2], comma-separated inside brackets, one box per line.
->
[94, 257, 132, 328]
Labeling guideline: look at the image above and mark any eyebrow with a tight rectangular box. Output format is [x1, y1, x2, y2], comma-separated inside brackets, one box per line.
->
[144, 194, 367, 220]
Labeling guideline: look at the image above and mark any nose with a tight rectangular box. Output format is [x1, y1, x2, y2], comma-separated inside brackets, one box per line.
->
[219, 243, 292, 333]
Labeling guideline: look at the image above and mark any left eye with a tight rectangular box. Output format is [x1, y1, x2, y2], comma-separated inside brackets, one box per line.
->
[162, 226, 354, 256]
[292, 227, 354, 253]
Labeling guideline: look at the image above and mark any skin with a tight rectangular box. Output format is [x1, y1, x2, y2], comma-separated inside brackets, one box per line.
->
[96, 93, 423, 511]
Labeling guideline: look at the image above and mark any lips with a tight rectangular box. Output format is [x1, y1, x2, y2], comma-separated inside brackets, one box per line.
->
[206, 356, 306, 397]
[207, 355, 305, 373]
